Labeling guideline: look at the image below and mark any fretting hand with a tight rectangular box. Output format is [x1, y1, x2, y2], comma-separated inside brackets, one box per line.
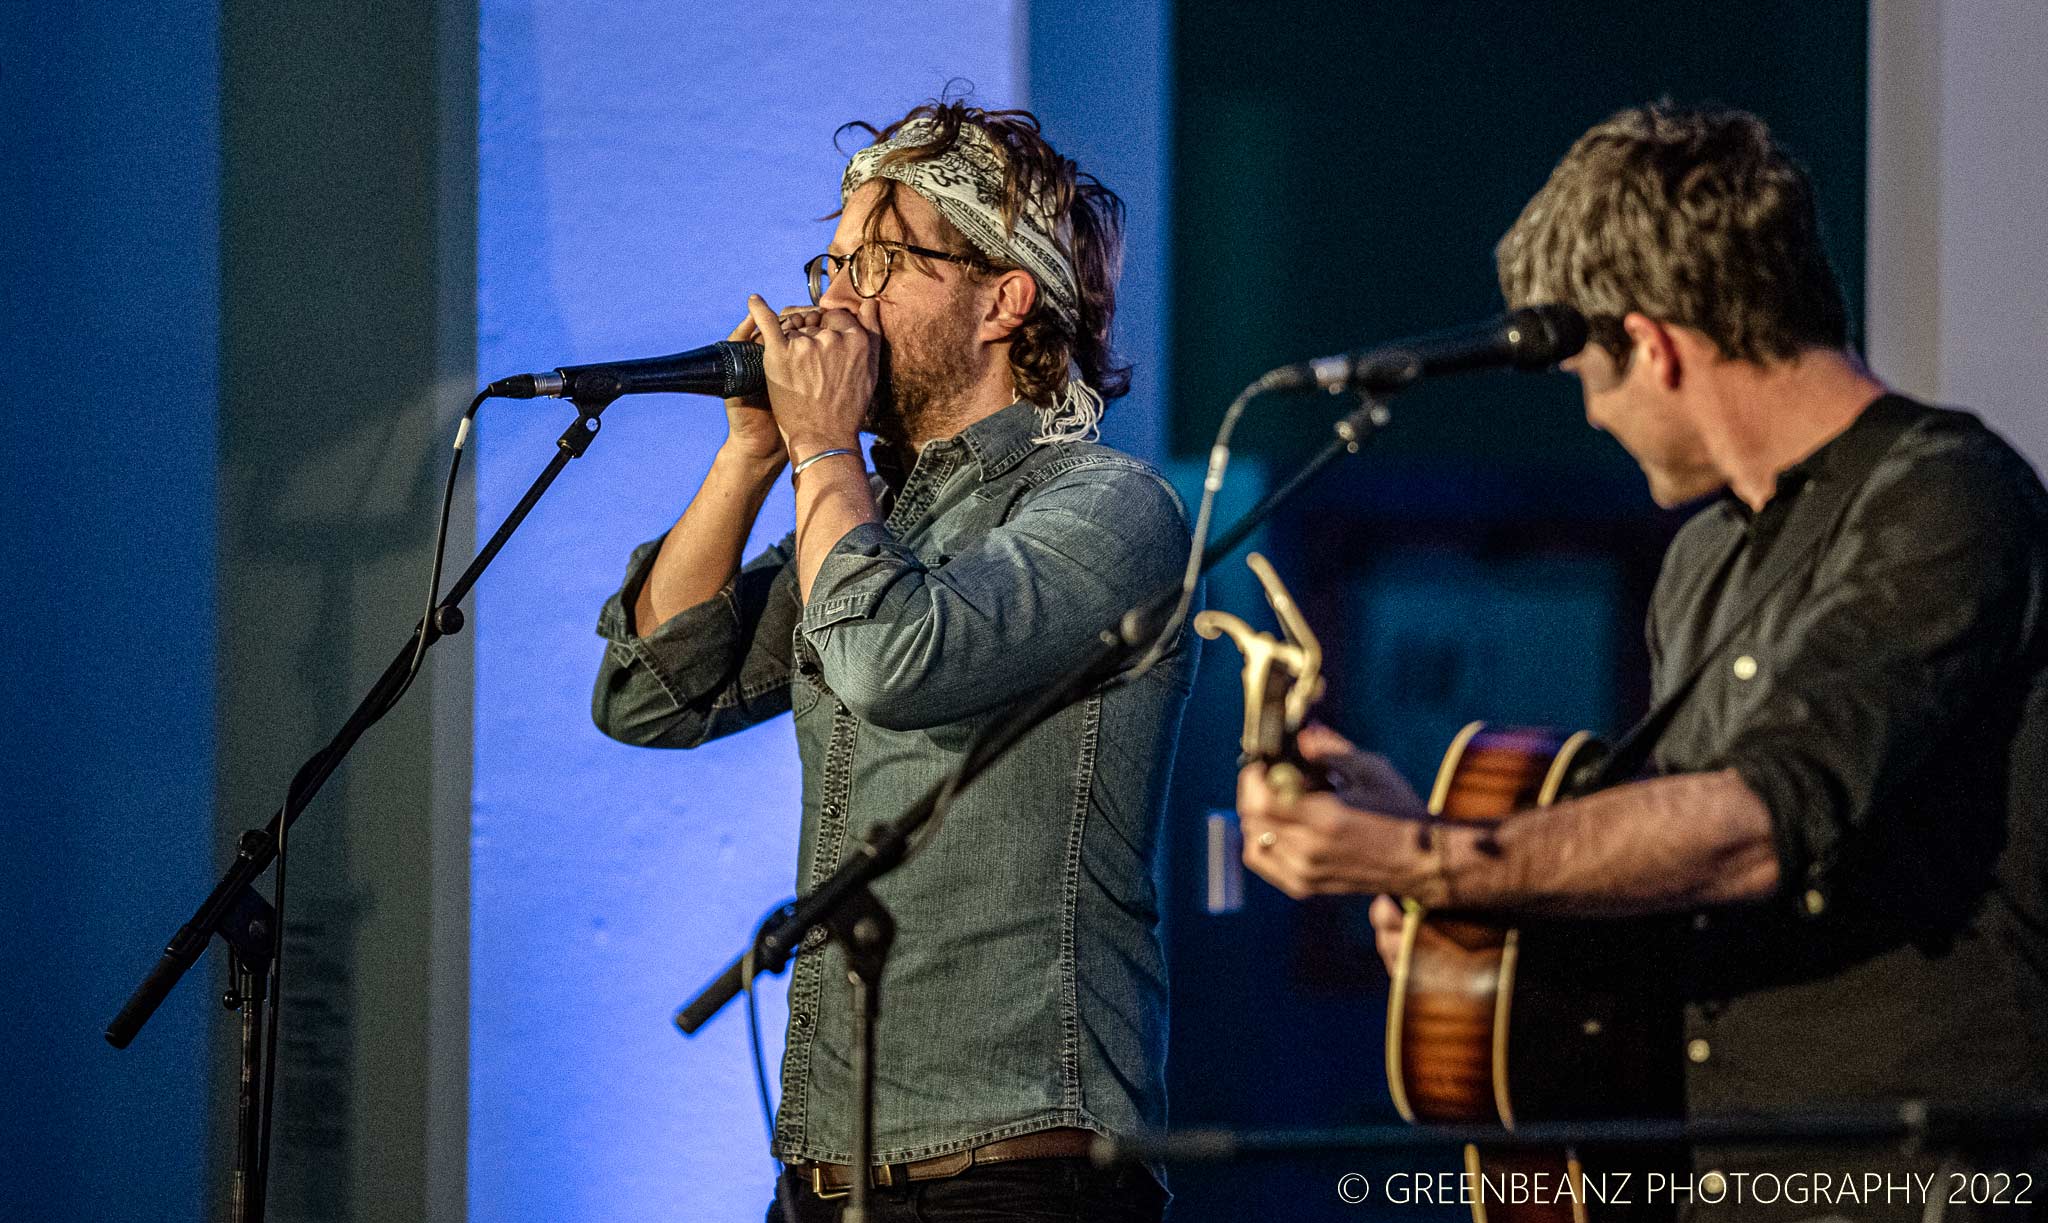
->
[1237, 725, 1443, 903]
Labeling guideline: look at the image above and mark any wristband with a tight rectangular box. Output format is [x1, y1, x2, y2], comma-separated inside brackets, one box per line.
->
[791, 447, 859, 477]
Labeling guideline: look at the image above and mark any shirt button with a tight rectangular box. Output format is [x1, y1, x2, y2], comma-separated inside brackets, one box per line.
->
[1692, 912, 1712, 932]
[1803, 888, 1827, 915]
[1687, 1038, 1712, 1064]
[1732, 655, 1759, 681]
[1700, 1172, 1728, 1196]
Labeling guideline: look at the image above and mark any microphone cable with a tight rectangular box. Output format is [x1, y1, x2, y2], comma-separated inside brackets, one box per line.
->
[252, 387, 491, 1202]
[742, 899, 803, 1223]
[1127, 374, 1274, 681]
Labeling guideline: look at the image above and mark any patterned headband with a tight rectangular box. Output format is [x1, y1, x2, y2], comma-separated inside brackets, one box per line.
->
[841, 118, 1082, 332]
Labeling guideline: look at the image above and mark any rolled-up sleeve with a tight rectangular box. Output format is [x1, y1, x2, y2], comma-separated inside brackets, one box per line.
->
[591, 533, 800, 747]
[798, 463, 1191, 732]
[1715, 432, 2046, 915]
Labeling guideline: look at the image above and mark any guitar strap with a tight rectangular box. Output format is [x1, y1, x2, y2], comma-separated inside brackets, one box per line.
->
[1569, 396, 1922, 796]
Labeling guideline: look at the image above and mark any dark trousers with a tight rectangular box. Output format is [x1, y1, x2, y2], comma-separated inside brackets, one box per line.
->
[766, 1157, 1167, 1222]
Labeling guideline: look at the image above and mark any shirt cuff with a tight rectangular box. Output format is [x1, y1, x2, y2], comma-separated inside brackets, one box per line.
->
[595, 538, 747, 708]
[799, 521, 917, 634]
[1725, 750, 1839, 920]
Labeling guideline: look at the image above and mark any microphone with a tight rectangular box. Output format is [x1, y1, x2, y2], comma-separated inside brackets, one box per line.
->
[1265, 304, 1588, 395]
[487, 340, 767, 402]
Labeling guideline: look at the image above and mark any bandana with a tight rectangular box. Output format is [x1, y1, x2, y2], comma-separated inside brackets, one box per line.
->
[840, 118, 1104, 443]
[841, 117, 1082, 330]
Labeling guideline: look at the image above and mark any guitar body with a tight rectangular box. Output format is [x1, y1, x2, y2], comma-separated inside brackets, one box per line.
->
[1387, 723, 1682, 1223]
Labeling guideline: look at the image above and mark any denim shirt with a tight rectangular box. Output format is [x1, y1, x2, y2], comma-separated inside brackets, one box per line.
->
[592, 400, 1197, 1167]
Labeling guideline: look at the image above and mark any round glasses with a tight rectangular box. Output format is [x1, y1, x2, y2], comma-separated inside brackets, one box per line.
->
[804, 240, 994, 306]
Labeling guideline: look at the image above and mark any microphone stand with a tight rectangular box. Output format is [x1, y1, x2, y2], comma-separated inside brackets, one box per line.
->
[105, 381, 627, 1222]
[676, 389, 1394, 1215]
[1095, 1100, 2048, 1163]
[224, 942, 271, 1221]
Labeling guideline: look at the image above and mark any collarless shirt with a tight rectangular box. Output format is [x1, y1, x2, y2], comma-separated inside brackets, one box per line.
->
[593, 401, 1197, 1167]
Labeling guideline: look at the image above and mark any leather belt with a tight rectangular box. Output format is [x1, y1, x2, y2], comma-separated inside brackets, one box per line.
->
[795, 1128, 1097, 1200]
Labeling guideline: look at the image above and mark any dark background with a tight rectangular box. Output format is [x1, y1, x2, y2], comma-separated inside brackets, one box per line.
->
[1159, 3, 1867, 1218]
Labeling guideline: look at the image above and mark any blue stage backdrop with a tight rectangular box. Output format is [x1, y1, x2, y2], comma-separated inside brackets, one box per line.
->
[473, 4, 1021, 1218]
[3, 5, 218, 1222]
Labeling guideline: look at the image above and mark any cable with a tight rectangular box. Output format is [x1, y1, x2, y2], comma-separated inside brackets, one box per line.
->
[1127, 372, 1287, 681]
[251, 389, 489, 1201]
[723, 370, 1312, 1214]
[388, 391, 488, 714]
[254, 768, 295, 1202]
[743, 901, 802, 1223]
[905, 374, 1281, 864]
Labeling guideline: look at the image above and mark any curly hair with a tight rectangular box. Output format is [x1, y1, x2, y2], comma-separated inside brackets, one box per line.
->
[838, 97, 1129, 441]
[1496, 103, 1849, 365]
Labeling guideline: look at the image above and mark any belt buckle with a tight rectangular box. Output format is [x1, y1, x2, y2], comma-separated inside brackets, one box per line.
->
[809, 1167, 848, 1202]
[809, 1163, 897, 1201]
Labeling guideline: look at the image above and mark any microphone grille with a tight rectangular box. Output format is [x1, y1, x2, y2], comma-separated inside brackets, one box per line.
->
[1506, 304, 1589, 368]
[718, 340, 768, 399]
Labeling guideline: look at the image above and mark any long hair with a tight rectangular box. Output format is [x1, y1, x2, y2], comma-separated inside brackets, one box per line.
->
[839, 97, 1129, 442]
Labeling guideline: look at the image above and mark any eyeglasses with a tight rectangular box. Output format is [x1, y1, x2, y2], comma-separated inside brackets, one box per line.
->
[804, 240, 993, 306]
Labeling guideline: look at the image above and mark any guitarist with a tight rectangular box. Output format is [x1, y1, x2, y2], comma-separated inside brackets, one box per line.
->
[1237, 103, 2048, 1221]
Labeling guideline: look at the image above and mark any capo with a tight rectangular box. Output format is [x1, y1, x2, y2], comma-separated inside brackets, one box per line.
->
[1193, 553, 1326, 804]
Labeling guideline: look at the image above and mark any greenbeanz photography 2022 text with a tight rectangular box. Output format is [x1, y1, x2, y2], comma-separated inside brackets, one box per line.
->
[1337, 1170, 2038, 1210]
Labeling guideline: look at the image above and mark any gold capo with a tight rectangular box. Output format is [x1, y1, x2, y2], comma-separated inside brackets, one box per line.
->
[1193, 553, 1325, 804]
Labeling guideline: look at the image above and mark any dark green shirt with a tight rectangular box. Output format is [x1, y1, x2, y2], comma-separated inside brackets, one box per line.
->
[1650, 396, 2048, 1217]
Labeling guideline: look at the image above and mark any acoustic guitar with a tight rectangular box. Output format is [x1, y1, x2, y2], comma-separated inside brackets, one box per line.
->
[1203, 559, 1681, 1223]
[1391, 723, 1681, 1223]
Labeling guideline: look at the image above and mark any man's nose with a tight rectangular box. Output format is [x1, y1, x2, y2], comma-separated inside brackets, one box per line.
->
[819, 270, 861, 312]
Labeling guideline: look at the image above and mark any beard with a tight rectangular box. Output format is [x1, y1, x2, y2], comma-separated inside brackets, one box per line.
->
[863, 292, 981, 448]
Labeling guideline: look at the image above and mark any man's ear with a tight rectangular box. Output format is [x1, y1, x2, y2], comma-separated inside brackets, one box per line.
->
[982, 269, 1038, 342]
[1623, 312, 1682, 390]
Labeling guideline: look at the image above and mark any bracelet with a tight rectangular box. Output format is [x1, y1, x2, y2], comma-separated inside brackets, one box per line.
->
[791, 447, 859, 476]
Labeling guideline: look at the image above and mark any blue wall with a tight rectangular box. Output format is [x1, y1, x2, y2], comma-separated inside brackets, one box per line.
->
[472, 5, 1021, 1219]
[2, 5, 219, 1221]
